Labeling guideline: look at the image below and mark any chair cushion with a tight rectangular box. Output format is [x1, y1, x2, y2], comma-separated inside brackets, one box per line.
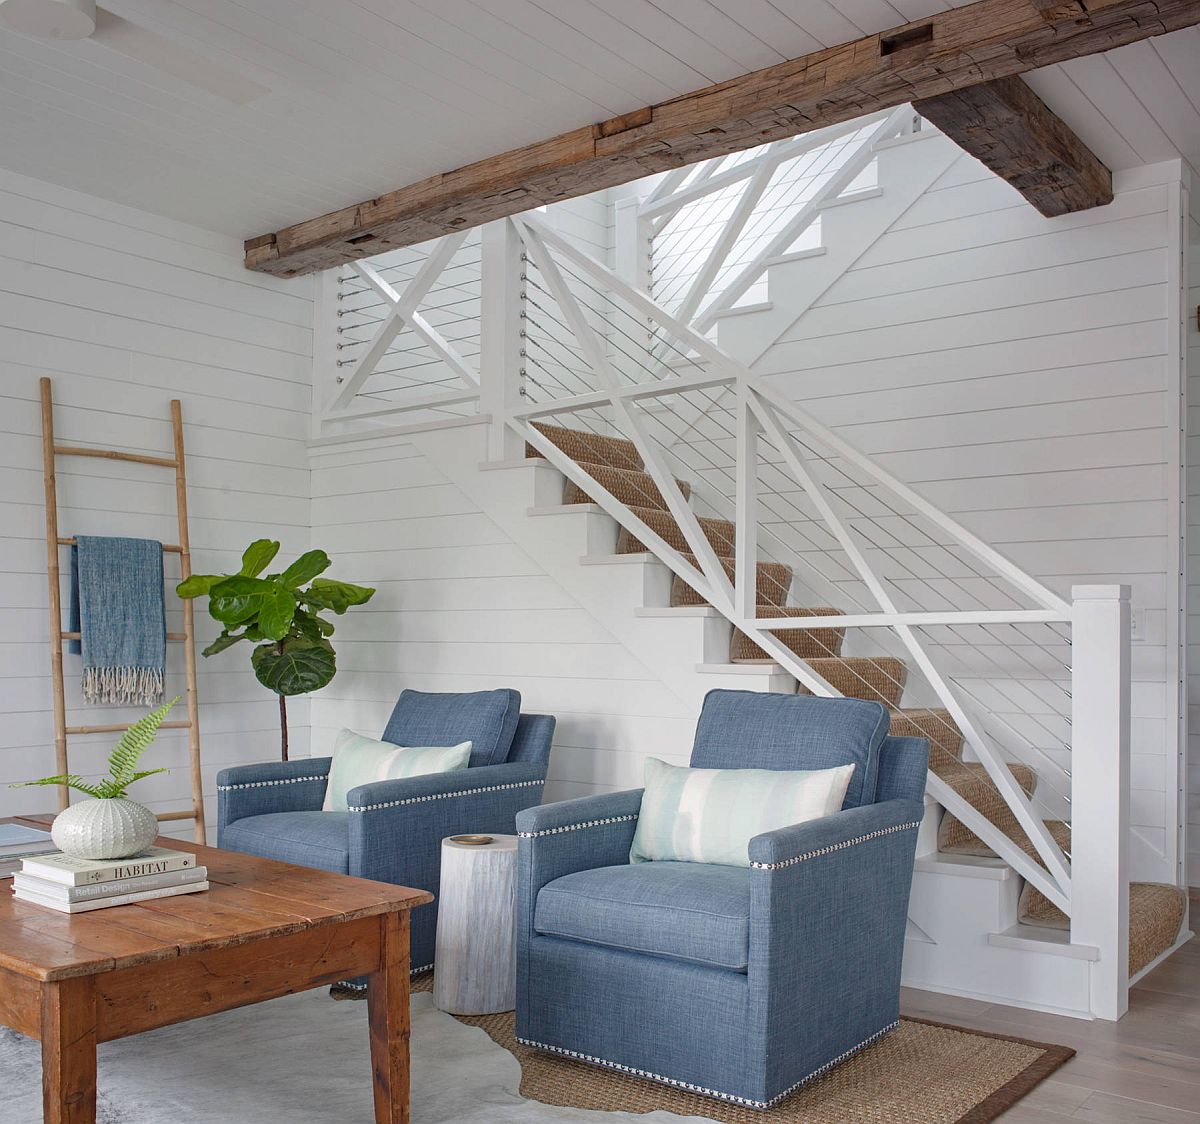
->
[382, 688, 521, 768]
[629, 756, 855, 867]
[220, 811, 350, 874]
[690, 690, 888, 809]
[534, 861, 751, 973]
[322, 729, 471, 811]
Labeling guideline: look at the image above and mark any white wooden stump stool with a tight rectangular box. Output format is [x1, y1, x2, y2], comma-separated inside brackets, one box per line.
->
[433, 834, 518, 1015]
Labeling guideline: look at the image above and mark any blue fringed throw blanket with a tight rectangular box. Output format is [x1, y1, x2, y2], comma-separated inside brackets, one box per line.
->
[68, 535, 166, 705]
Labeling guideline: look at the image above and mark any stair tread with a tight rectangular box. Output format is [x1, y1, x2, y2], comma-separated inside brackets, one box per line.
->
[1017, 881, 1187, 977]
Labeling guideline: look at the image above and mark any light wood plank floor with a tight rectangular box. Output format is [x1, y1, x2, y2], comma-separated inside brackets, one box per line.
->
[898, 893, 1199, 1122]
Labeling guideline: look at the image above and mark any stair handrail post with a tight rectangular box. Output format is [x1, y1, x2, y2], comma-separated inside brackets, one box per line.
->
[614, 195, 652, 295]
[1069, 583, 1131, 1020]
[480, 218, 527, 461]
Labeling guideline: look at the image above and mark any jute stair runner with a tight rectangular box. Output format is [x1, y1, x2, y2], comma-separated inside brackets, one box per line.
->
[525, 421, 1186, 970]
[409, 974, 1074, 1123]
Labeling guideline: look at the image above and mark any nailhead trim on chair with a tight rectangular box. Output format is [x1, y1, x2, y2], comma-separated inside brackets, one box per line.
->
[349, 779, 543, 813]
[516, 1021, 899, 1109]
[750, 821, 922, 870]
[517, 813, 639, 838]
[216, 775, 327, 792]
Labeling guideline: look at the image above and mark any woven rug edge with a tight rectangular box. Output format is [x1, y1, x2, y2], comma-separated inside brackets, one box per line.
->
[902, 1016, 1076, 1124]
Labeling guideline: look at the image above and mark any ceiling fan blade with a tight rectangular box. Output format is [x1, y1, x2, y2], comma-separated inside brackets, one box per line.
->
[92, 6, 269, 106]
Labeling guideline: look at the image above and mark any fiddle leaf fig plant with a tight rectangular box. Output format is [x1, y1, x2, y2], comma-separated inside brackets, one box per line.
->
[178, 540, 374, 760]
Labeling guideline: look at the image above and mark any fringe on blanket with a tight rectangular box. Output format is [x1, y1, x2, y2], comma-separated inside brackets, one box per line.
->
[82, 666, 165, 706]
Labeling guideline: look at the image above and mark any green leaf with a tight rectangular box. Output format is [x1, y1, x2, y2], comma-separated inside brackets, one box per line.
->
[257, 588, 298, 641]
[202, 631, 245, 657]
[251, 636, 336, 696]
[176, 574, 223, 599]
[239, 539, 280, 578]
[305, 578, 376, 614]
[10, 773, 103, 798]
[106, 697, 179, 792]
[208, 576, 279, 627]
[279, 549, 331, 589]
[290, 608, 332, 642]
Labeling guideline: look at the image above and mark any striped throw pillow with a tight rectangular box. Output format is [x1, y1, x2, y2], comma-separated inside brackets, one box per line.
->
[629, 756, 856, 868]
[322, 729, 472, 812]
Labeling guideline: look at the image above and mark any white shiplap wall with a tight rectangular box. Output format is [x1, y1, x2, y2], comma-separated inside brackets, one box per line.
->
[753, 157, 1187, 886]
[306, 429, 699, 802]
[0, 168, 314, 837]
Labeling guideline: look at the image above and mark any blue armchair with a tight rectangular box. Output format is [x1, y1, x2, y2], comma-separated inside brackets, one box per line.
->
[217, 689, 555, 975]
[514, 690, 928, 1110]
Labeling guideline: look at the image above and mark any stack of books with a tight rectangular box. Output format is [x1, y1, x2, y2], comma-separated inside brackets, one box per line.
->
[12, 846, 209, 913]
[0, 823, 60, 878]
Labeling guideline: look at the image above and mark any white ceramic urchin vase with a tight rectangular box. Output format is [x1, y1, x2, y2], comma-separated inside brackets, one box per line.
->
[51, 797, 158, 860]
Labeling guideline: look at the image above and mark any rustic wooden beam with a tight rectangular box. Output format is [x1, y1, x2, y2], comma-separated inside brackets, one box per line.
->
[246, 0, 1200, 276]
[914, 75, 1113, 216]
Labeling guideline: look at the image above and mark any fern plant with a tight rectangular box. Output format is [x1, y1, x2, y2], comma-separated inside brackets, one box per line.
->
[13, 697, 180, 799]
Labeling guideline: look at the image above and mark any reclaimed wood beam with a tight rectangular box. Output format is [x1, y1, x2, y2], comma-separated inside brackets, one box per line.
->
[914, 75, 1112, 216]
[246, 0, 1200, 276]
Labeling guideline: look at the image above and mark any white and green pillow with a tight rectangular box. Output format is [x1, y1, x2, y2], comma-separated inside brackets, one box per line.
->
[629, 756, 855, 868]
[322, 729, 472, 812]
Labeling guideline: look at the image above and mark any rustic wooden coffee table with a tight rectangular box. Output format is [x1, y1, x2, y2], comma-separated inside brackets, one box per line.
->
[0, 818, 432, 1124]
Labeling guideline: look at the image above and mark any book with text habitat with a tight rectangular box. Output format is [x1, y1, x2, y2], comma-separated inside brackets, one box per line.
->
[20, 846, 197, 887]
[13, 865, 208, 903]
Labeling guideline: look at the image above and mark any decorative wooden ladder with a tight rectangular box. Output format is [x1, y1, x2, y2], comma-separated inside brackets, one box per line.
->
[39, 377, 206, 843]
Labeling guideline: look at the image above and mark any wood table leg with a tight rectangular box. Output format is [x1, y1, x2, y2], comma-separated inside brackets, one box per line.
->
[40, 976, 98, 1124]
[367, 912, 412, 1124]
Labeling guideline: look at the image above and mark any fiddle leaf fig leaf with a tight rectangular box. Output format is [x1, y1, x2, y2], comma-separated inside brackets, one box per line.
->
[306, 578, 376, 614]
[202, 630, 245, 657]
[257, 588, 297, 642]
[251, 636, 336, 696]
[239, 539, 280, 578]
[176, 574, 223, 599]
[208, 576, 278, 627]
[279, 549, 331, 589]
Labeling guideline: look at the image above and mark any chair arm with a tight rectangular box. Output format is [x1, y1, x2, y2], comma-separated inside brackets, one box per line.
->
[346, 762, 546, 885]
[216, 758, 331, 835]
[748, 798, 924, 870]
[747, 799, 924, 1037]
[515, 788, 644, 913]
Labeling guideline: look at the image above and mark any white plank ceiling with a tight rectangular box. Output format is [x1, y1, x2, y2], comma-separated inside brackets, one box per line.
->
[0, 0, 1196, 238]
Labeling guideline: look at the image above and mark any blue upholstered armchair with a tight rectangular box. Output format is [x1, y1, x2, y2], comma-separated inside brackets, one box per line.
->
[217, 689, 555, 975]
[515, 690, 928, 1110]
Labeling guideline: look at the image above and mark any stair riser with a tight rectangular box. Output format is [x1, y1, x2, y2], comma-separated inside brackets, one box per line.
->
[888, 712, 964, 760]
[794, 658, 907, 707]
[526, 423, 642, 473]
[671, 564, 792, 608]
[563, 473, 691, 511]
[617, 518, 735, 558]
[731, 627, 845, 662]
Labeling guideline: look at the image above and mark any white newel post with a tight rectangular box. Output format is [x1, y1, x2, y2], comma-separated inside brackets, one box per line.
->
[479, 218, 526, 461]
[1069, 584, 1131, 1020]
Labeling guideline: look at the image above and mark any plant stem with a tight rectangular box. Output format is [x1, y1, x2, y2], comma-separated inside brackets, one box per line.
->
[279, 693, 289, 761]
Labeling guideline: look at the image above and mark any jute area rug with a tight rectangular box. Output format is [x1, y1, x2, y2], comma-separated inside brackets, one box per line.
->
[408, 975, 1074, 1124]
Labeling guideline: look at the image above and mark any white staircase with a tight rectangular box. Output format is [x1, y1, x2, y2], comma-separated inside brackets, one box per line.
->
[319, 105, 1190, 1020]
